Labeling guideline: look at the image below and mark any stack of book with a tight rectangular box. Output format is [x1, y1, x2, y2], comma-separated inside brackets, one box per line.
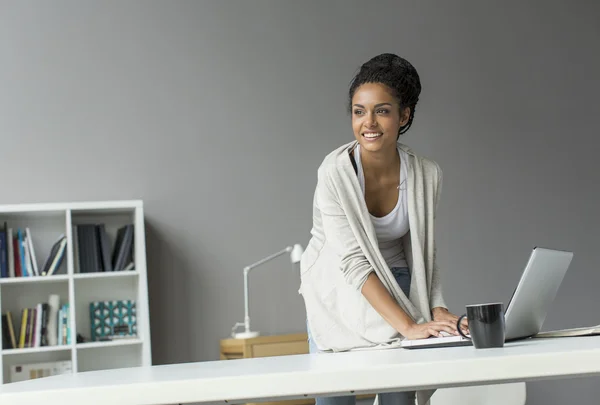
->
[1, 294, 68, 349]
[73, 223, 134, 273]
[0, 223, 67, 278]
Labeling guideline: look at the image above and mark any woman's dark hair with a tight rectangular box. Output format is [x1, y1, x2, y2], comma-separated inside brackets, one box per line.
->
[348, 53, 422, 136]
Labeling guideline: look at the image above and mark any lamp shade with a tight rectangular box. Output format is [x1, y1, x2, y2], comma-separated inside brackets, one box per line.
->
[290, 244, 304, 263]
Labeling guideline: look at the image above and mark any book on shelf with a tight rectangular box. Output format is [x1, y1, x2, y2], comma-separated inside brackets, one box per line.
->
[0, 221, 66, 278]
[90, 300, 137, 342]
[73, 223, 134, 273]
[533, 324, 600, 338]
[1, 294, 69, 350]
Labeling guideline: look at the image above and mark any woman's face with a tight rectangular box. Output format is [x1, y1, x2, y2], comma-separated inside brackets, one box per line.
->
[351, 82, 409, 155]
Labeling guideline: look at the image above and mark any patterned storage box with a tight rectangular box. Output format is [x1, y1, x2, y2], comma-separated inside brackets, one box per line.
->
[89, 300, 137, 341]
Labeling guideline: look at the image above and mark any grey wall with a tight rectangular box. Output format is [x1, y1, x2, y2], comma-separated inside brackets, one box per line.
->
[2, 0, 599, 403]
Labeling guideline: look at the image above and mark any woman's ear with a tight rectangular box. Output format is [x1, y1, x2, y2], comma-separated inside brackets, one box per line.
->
[400, 107, 411, 126]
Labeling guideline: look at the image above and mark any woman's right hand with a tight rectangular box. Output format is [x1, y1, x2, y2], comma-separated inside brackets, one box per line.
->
[402, 320, 458, 340]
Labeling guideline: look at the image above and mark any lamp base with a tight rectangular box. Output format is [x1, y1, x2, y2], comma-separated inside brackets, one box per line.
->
[233, 330, 260, 339]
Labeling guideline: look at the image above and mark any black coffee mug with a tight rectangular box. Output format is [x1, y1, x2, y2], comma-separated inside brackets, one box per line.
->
[457, 302, 505, 349]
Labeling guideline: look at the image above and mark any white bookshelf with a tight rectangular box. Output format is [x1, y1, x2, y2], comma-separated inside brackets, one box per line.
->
[0, 200, 151, 384]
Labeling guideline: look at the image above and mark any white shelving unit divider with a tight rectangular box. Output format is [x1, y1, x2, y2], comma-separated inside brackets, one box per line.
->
[0, 200, 151, 384]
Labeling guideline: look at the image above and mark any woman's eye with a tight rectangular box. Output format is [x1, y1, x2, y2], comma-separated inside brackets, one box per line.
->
[353, 110, 363, 115]
[377, 109, 389, 114]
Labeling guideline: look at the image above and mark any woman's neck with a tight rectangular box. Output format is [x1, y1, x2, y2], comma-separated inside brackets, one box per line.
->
[359, 144, 399, 177]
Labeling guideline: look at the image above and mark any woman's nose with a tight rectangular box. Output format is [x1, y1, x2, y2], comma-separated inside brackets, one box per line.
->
[366, 114, 377, 127]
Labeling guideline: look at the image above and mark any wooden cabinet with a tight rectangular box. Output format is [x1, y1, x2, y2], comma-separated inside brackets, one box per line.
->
[220, 333, 313, 405]
[219, 333, 374, 405]
[220, 333, 309, 360]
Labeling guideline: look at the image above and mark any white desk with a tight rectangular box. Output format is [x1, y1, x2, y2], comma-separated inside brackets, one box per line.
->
[1, 336, 599, 405]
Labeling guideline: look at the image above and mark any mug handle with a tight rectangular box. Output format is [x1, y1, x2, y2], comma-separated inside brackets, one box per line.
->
[457, 314, 470, 339]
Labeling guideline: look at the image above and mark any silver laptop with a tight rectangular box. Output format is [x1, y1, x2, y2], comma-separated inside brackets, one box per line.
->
[401, 247, 573, 349]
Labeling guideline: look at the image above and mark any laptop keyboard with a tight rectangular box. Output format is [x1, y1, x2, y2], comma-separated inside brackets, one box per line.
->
[400, 331, 472, 349]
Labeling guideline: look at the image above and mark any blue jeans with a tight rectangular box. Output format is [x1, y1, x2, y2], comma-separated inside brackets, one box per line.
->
[307, 267, 416, 405]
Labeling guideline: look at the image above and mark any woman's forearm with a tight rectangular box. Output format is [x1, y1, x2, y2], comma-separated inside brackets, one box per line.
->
[360, 272, 415, 335]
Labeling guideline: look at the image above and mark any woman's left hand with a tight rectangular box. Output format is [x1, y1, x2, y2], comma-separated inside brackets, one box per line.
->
[432, 307, 468, 335]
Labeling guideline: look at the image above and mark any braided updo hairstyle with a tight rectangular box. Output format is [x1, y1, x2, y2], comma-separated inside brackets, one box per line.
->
[348, 53, 422, 137]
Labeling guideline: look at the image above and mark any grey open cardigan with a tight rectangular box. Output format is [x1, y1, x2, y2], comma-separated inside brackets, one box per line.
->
[298, 140, 447, 404]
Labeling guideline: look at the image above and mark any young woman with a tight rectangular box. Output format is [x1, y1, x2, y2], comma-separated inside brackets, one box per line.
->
[299, 53, 465, 405]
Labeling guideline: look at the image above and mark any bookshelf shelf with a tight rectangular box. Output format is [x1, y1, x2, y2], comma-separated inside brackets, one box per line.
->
[76, 338, 142, 350]
[0, 200, 151, 384]
[2, 345, 72, 356]
[0, 275, 70, 285]
[73, 270, 138, 280]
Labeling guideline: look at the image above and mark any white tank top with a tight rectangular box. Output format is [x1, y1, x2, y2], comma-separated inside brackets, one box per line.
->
[355, 145, 409, 269]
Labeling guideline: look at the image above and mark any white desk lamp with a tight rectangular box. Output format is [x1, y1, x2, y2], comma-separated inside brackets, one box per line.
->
[231, 243, 304, 339]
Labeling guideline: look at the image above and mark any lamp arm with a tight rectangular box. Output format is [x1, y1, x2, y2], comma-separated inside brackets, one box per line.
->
[243, 246, 292, 274]
[241, 246, 292, 336]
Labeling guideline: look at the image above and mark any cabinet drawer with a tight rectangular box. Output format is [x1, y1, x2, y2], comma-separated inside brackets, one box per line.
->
[251, 340, 308, 357]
